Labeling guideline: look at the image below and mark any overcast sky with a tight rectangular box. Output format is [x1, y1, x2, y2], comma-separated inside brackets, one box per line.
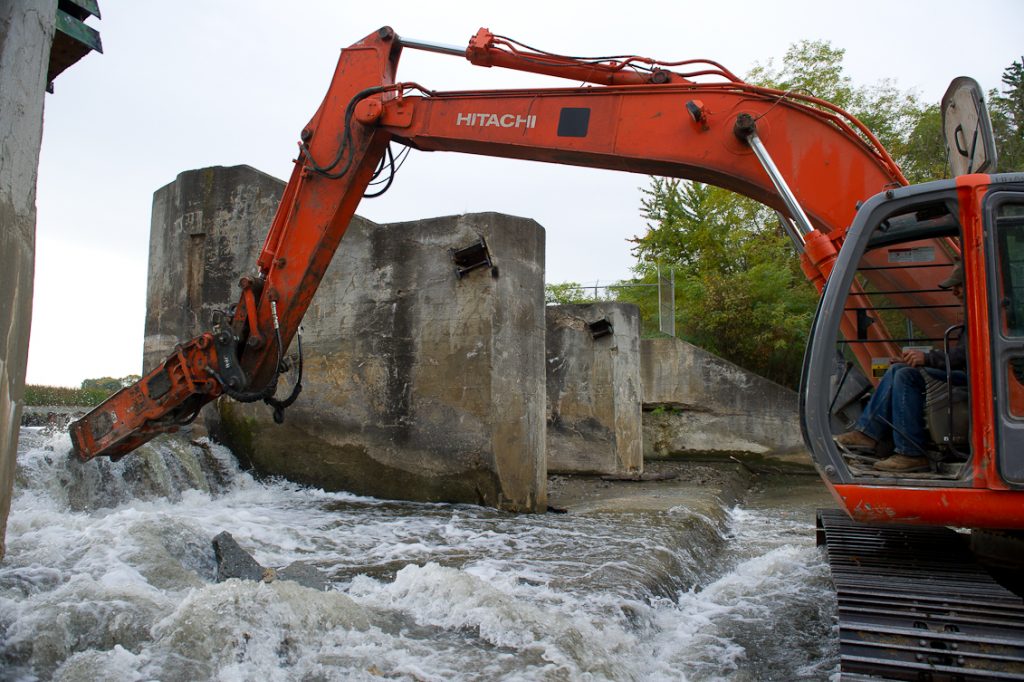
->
[28, 0, 1022, 386]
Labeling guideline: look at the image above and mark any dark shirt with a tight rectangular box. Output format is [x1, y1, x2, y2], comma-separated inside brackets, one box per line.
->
[924, 330, 967, 371]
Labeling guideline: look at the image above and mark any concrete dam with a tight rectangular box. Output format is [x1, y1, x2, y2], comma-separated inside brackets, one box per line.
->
[142, 165, 806, 510]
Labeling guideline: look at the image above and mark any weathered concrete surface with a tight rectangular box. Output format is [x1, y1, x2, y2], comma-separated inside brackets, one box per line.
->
[143, 165, 285, 372]
[641, 337, 808, 462]
[0, 0, 58, 560]
[546, 303, 643, 475]
[144, 168, 547, 512]
[20, 406, 84, 428]
[548, 459, 753, 515]
[217, 212, 548, 512]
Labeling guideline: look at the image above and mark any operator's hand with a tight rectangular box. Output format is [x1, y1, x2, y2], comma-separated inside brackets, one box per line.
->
[897, 349, 927, 367]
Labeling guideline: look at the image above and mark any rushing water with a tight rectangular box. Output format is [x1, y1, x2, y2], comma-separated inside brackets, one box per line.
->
[2, 427, 838, 681]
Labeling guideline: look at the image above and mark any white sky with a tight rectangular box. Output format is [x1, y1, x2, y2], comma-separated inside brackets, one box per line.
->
[28, 0, 1023, 386]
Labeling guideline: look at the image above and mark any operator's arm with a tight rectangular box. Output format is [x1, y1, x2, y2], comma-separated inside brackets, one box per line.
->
[924, 336, 968, 371]
[897, 342, 966, 371]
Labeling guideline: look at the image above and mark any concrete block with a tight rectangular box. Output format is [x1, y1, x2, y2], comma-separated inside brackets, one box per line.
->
[641, 337, 804, 456]
[546, 304, 643, 475]
[144, 167, 547, 511]
[218, 213, 547, 512]
[143, 165, 285, 372]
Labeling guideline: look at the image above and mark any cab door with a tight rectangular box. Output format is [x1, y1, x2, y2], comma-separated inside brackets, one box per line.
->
[985, 188, 1024, 486]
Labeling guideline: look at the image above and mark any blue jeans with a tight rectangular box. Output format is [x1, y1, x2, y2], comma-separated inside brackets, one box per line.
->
[855, 364, 966, 455]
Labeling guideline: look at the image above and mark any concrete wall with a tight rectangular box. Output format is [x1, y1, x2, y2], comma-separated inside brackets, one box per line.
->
[641, 337, 804, 457]
[0, 0, 58, 560]
[546, 304, 642, 475]
[147, 167, 547, 511]
[143, 166, 285, 372]
[144, 166, 806, 511]
[220, 213, 547, 512]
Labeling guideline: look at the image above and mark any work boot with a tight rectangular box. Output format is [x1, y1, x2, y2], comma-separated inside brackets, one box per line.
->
[834, 430, 876, 451]
[873, 454, 930, 473]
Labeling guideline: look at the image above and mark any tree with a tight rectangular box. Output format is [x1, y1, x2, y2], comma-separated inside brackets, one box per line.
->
[80, 375, 141, 392]
[901, 105, 947, 183]
[747, 40, 941, 182]
[991, 57, 1024, 171]
[545, 282, 594, 305]
[621, 40, 944, 388]
[81, 376, 123, 392]
[623, 179, 817, 387]
[618, 44, 1016, 387]
[629, 178, 763, 275]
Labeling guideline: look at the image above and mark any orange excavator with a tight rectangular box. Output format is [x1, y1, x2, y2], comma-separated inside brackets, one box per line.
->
[69, 28, 1024, 676]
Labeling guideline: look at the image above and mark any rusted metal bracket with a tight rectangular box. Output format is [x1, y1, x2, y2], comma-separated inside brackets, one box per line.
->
[449, 236, 497, 279]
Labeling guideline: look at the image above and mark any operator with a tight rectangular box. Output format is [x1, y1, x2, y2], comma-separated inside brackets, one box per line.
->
[835, 262, 967, 472]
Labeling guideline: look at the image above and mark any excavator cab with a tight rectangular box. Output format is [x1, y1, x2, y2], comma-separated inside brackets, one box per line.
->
[812, 188, 968, 472]
[801, 75, 1024, 527]
[802, 172, 1024, 525]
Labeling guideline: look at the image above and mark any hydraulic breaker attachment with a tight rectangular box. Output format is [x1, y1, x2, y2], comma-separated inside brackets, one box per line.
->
[69, 334, 222, 460]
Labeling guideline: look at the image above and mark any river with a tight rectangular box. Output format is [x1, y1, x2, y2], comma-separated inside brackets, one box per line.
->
[2, 426, 837, 681]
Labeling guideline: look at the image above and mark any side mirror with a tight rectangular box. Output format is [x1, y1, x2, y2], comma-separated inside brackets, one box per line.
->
[941, 77, 998, 176]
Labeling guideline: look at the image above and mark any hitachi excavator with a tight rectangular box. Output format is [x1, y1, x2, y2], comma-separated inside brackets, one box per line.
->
[69, 28, 1024, 677]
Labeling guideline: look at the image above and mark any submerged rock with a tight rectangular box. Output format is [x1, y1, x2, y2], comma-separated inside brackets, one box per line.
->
[275, 562, 330, 592]
[212, 531, 264, 582]
[212, 531, 329, 591]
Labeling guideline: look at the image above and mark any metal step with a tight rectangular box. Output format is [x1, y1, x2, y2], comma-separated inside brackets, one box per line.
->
[817, 509, 1024, 681]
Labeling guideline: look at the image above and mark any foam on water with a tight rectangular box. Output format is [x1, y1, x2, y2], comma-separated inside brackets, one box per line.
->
[1, 429, 835, 680]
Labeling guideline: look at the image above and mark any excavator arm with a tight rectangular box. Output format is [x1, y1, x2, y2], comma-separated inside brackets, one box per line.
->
[70, 28, 401, 459]
[70, 26, 907, 461]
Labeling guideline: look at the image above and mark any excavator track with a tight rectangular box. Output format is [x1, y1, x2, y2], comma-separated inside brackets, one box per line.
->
[816, 509, 1024, 680]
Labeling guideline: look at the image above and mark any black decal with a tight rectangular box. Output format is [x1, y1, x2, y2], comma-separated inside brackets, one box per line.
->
[147, 368, 173, 400]
[557, 108, 591, 137]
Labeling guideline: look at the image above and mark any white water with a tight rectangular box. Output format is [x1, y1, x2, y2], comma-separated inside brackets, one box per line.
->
[1, 428, 837, 681]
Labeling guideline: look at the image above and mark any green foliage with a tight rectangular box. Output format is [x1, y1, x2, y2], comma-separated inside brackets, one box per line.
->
[24, 385, 110, 407]
[991, 57, 1024, 171]
[80, 375, 139, 391]
[606, 272, 664, 337]
[630, 178, 766, 274]
[901, 105, 947, 183]
[747, 41, 852, 106]
[624, 179, 817, 387]
[545, 281, 594, 305]
[678, 256, 818, 387]
[24, 374, 139, 407]
[747, 39, 942, 182]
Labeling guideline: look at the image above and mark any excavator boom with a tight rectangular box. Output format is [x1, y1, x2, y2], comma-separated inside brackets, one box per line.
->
[70, 26, 907, 460]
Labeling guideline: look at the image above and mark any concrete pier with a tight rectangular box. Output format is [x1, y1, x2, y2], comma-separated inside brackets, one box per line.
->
[0, 1, 55, 560]
[144, 165, 810, 512]
[218, 212, 548, 512]
[546, 303, 643, 475]
[146, 166, 547, 511]
[1, 0, 101, 558]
